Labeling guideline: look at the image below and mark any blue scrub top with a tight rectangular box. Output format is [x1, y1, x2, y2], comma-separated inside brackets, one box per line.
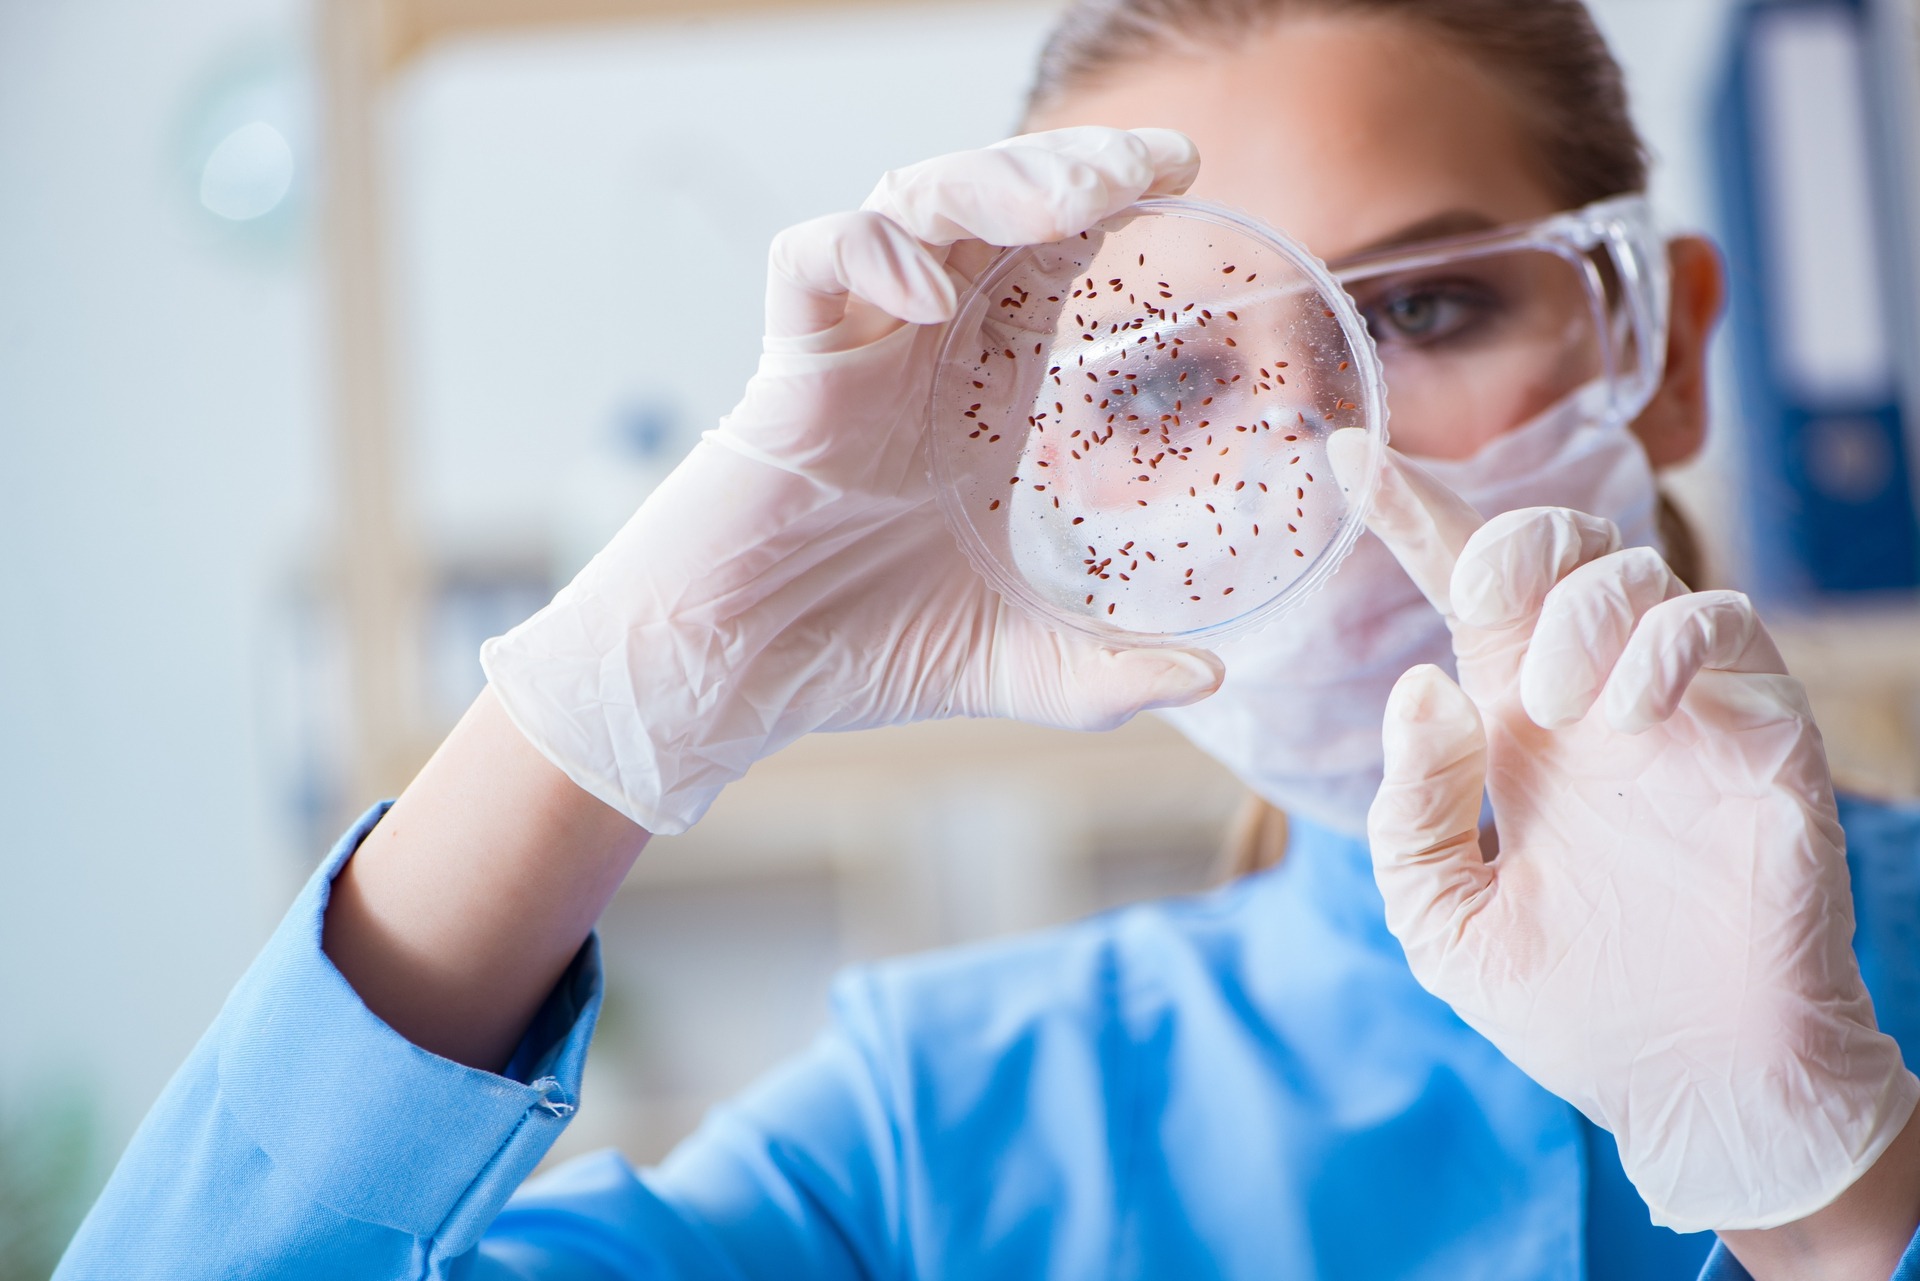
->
[55, 796, 1920, 1279]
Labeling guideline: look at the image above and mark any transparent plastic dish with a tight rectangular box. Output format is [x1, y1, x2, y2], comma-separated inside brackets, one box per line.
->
[928, 197, 1389, 647]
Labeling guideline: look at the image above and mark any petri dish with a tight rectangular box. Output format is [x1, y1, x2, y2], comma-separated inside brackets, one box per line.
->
[928, 197, 1389, 647]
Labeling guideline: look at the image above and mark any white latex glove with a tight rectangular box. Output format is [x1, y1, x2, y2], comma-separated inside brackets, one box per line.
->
[481, 128, 1224, 836]
[1327, 431, 1920, 1233]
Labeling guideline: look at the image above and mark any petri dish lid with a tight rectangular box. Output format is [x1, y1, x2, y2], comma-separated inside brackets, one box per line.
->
[929, 197, 1388, 648]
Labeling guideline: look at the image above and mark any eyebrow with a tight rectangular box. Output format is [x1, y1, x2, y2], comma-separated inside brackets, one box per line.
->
[1329, 210, 1505, 264]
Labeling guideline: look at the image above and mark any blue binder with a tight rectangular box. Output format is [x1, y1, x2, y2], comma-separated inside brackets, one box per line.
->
[1714, 0, 1920, 597]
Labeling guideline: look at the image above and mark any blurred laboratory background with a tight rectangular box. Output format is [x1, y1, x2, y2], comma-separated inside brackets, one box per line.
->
[3, 0, 1920, 1273]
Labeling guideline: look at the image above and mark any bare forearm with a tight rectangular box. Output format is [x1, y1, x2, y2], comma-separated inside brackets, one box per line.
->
[321, 685, 650, 1072]
[1720, 1107, 1920, 1281]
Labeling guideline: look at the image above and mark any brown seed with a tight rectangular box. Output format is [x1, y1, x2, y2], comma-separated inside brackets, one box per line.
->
[989, 500, 1001, 511]
[1224, 587, 1235, 595]
[1087, 594, 1095, 605]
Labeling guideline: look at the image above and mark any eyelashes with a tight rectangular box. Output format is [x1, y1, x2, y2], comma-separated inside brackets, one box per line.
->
[1351, 276, 1508, 351]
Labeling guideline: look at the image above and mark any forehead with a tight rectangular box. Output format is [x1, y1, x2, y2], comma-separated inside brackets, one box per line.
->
[1030, 15, 1569, 261]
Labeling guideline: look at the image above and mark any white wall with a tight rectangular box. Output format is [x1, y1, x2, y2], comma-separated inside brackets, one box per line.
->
[0, 0, 323, 1168]
[389, 3, 1064, 578]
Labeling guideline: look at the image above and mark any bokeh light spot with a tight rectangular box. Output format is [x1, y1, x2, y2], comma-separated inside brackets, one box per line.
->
[198, 121, 294, 221]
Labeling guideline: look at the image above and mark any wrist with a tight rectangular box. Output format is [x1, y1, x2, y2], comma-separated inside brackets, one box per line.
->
[323, 687, 649, 1072]
[1719, 1094, 1920, 1281]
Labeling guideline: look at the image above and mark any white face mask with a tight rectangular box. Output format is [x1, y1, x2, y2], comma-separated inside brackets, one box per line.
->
[1158, 381, 1661, 837]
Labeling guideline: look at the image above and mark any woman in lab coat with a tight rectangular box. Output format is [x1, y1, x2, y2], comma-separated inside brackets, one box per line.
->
[58, 0, 1920, 1277]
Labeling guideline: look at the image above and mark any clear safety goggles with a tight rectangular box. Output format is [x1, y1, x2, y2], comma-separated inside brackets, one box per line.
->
[1328, 194, 1670, 456]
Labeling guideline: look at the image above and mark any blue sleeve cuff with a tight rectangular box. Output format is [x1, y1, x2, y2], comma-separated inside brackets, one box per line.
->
[212, 801, 604, 1248]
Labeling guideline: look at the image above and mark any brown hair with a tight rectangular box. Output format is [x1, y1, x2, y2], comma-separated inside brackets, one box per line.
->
[1025, 0, 1649, 211]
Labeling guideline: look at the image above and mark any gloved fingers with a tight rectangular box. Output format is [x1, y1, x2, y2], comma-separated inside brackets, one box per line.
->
[766, 210, 958, 340]
[1326, 430, 1483, 617]
[1367, 664, 1496, 955]
[861, 126, 1201, 250]
[991, 125, 1202, 198]
[1071, 645, 1225, 728]
[988, 604, 1224, 730]
[1520, 546, 1686, 728]
[1600, 590, 1790, 734]
[1451, 508, 1625, 633]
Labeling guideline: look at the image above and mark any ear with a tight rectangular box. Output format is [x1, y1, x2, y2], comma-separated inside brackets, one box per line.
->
[1629, 235, 1726, 468]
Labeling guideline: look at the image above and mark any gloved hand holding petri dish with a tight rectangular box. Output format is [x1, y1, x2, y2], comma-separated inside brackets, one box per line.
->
[928, 198, 1388, 646]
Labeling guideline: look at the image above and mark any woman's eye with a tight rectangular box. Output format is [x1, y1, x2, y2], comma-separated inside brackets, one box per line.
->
[1130, 371, 1183, 413]
[1361, 282, 1498, 348]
